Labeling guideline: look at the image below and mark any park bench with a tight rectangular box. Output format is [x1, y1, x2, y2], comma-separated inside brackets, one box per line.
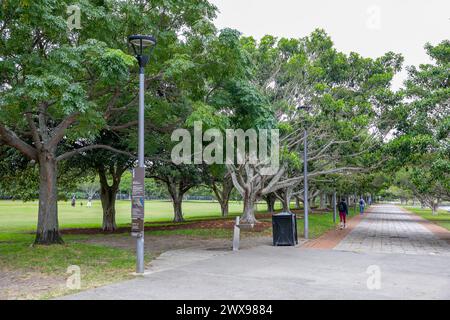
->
[232, 216, 255, 251]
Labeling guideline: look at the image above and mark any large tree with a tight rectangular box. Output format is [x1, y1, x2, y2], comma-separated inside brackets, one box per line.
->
[0, 0, 217, 243]
[387, 40, 450, 213]
[226, 30, 402, 223]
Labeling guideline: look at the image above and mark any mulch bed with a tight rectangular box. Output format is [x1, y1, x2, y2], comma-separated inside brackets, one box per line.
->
[58, 209, 329, 236]
[60, 213, 273, 235]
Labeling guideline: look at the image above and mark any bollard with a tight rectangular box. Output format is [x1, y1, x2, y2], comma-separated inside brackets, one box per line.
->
[233, 216, 240, 251]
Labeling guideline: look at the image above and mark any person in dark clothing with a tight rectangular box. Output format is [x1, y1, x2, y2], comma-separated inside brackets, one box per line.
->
[338, 198, 349, 229]
[359, 198, 366, 215]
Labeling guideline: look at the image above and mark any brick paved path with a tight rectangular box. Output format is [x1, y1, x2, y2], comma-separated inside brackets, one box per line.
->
[334, 204, 450, 256]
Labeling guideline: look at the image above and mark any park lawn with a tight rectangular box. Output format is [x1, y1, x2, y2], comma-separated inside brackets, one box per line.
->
[0, 232, 143, 299]
[0, 200, 263, 232]
[0, 227, 236, 299]
[0, 200, 264, 299]
[402, 206, 450, 231]
[0, 200, 271, 233]
[0, 200, 348, 299]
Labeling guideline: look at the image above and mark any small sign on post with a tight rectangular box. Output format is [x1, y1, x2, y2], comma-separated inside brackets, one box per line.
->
[131, 167, 145, 237]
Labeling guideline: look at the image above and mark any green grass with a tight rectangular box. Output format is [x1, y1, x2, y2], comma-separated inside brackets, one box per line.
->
[0, 199, 270, 233]
[296, 207, 359, 238]
[0, 232, 143, 299]
[402, 206, 450, 231]
[0, 200, 352, 299]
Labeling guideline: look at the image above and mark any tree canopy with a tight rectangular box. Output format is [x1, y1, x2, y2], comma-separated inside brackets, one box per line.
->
[1, 0, 448, 243]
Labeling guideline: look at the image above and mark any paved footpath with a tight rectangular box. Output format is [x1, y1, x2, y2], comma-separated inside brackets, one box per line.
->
[62, 205, 450, 300]
[335, 205, 450, 256]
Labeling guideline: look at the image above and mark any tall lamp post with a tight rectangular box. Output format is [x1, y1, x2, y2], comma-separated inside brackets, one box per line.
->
[298, 105, 311, 239]
[128, 34, 156, 274]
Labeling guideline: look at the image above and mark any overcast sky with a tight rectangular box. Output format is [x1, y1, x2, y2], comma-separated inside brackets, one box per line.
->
[209, 0, 450, 89]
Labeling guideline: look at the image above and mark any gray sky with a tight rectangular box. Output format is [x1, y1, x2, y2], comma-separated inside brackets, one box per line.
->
[210, 0, 450, 89]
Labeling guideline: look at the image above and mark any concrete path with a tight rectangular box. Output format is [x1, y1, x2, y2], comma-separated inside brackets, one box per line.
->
[335, 205, 450, 256]
[62, 205, 450, 300]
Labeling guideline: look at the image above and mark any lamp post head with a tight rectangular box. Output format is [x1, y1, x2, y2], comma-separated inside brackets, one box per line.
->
[128, 34, 156, 68]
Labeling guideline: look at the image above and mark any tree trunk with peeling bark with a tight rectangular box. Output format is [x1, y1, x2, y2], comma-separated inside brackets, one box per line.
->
[241, 192, 257, 224]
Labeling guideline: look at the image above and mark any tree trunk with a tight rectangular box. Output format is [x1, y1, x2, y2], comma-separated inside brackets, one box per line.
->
[281, 198, 289, 212]
[265, 193, 276, 213]
[35, 152, 63, 245]
[319, 193, 326, 209]
[100, 185, 118, 231]
[220, 201, 229, 217]
[277, 187, 293, 213]
[281, 192, 292, 213]
[172, 196, 184, 222]
[211, 178, 233, 217]
[295, 196, 300, 210]
[167, 183, 185, 222]
[431, 199, 439, 216]
[98, 165, 123, 232]
[327, 194, 333, 209]
[241, 193, 257, 224]
[309, 196, 315, 210]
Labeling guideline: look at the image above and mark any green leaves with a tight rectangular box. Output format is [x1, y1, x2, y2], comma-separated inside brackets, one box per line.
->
[163, 53, 196, 81]
[386, 40, 450, 203]
[94, 48, 134, 84]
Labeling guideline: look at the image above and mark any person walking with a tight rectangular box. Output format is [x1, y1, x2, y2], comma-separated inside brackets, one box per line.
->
[71, 194, 76, 207]
[338, 198, 348, 229]
[359, 197, 366, 215]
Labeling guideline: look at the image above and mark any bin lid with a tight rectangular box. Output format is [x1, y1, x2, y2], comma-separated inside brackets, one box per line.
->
[273, 212, 294, 216]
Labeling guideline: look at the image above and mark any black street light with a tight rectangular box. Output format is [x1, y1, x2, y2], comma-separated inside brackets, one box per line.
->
[128, 34, 156, 274]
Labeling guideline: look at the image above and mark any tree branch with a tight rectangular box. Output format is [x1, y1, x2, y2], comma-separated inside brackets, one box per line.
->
[0, 124, 38, 160]
[48, 112, 80, 148]
[56, 144, 135, 162]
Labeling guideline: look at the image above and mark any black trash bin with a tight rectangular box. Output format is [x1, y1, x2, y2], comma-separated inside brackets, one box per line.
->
[272, 212, 298, 246]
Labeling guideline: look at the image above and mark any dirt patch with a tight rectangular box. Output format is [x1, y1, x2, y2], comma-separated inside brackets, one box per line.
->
[83, 233, 272, 257]
[44, 204, 347, 236]
[0, 268, 65, 300]
[58, 210, 332, 236]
